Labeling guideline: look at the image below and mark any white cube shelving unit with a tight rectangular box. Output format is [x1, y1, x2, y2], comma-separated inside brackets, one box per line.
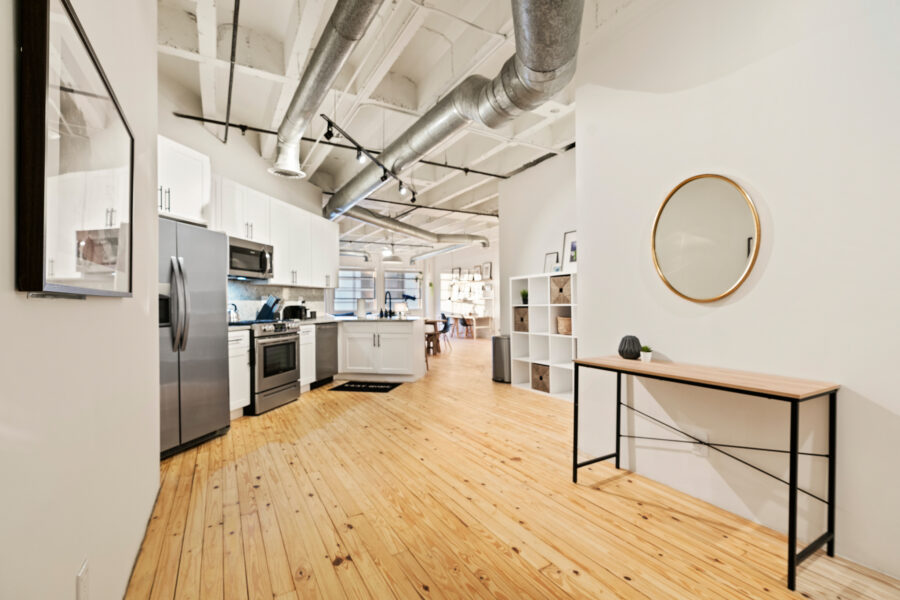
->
[509, 272, 577, 402]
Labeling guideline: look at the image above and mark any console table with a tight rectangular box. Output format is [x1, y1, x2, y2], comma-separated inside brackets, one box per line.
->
[572, 355, 839, 591]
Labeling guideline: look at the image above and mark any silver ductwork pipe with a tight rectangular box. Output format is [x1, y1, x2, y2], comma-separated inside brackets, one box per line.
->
[409, 244, 467, 263]
[269, 0, 384, 178]
[324, 0, 583, 218]
[345, 206, 490, 247]
[339, 249, 371, 261]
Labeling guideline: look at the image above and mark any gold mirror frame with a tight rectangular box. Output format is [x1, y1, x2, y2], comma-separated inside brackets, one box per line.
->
[651, 174, 760, 303]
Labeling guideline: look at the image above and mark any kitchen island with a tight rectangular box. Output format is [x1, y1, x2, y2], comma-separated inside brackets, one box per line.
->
[336, 317, 426, 382]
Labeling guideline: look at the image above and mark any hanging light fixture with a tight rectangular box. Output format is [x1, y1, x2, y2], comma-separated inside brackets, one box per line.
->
[324, 123, 334, 140]
[382, 243, 402, 264]
[398, 181, 408, 196]
[356, 148, 366, 163]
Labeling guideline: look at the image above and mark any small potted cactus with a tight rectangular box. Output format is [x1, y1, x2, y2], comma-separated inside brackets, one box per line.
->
[640, 345, 653, 362]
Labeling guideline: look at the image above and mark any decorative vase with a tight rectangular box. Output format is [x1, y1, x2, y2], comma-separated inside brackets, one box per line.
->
[618, 335, 641, 360]
[640, 351, 652, 363]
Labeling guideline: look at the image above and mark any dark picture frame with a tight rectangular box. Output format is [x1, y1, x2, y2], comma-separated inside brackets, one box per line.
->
[562, 230, 577, 273]
[17, 0, 135, 297]
[543, 251, 559, 273]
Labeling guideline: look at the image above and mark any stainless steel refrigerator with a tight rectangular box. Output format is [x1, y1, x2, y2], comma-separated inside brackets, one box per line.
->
[159, 217, 229, 455]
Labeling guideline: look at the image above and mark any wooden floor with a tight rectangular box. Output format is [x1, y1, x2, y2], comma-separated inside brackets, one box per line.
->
[126, 338, 899, 599]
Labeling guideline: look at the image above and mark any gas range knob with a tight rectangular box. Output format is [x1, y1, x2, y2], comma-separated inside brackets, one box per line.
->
[262, 324, 275, 332]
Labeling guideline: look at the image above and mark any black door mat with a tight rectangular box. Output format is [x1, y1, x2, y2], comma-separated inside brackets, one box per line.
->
[330, 381, 402, 393]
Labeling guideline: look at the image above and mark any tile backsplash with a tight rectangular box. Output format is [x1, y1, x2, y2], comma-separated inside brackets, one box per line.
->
[227, 280, 327, 321]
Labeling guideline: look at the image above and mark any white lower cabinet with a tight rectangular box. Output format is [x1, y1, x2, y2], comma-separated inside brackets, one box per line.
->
[376, 327, 415, 374]
[228, 330, 251, 413]
[342, 324, 380, 373]
[340, 322, 416, 375]
[299, 325, 316, 386]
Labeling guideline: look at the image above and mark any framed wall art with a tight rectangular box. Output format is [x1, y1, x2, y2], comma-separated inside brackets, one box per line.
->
[562, 230, 577, 273]
[482, 261, 492, 280]
[543, 252, 559, 273]
[17, 0, 134, 296]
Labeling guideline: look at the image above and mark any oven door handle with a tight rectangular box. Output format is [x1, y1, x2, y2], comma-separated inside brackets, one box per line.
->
[170, 256, 183, 352]
[177, 257, 191, 351]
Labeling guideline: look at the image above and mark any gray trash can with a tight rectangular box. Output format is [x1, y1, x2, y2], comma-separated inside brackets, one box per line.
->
[492, 335, 511, 383]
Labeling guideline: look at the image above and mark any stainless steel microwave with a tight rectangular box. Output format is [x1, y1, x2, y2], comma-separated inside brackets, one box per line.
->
[228, 237, 273, 279]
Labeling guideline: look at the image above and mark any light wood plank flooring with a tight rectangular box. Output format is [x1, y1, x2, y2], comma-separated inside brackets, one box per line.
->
[126, 338, 899, 599]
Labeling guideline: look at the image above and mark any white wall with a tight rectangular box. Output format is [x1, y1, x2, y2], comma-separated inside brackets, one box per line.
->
[575, 0, 900, 577]
[0, 0, 160, 597]
[158, 74, 323, 215]
[499, 151, 576, 334]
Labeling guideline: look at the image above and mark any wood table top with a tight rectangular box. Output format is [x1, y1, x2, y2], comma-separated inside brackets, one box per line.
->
[574, 355, 840, 400]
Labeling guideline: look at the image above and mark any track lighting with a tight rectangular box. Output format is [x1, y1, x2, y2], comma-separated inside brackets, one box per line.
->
[399, 182, 408, 196]
[324, 124, 334, 140]
[410, 193, 416, 204]
[380, 168, 388, 182]
[356, 148, 366, 164]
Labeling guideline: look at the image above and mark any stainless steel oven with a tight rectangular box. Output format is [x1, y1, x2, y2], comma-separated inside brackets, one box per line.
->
[248, 321, 300, 415]
[228, 237, 273, 279]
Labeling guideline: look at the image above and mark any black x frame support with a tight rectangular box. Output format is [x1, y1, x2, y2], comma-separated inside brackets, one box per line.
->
[572, 362, 837, 591]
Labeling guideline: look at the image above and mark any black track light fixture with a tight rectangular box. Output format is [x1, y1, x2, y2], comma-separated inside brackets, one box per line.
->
[356, 148, 366, 164]
[380, 168, 388, 182]
[410, 193, 417, 204]
[399, 181, 408, 196]
[324, 124, 334, 140]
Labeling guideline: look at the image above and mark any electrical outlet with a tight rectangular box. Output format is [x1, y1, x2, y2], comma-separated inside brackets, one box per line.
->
[692, 429, 709, 458]
[76, 559, 89, 600]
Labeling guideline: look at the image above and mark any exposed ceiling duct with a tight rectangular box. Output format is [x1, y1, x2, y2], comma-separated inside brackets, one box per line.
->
[344, 206, 490, 247]
[409, 244, 468, 263]
[323, 0, 584, 219]
[269, 0, 384, 178]
[339, 249, 371, 261]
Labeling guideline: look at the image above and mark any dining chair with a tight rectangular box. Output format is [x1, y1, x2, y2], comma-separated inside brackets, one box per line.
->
[440, 313, 453, 352]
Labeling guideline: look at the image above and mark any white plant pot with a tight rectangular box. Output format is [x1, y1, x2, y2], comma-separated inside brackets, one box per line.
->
[640, 351, 652, 363]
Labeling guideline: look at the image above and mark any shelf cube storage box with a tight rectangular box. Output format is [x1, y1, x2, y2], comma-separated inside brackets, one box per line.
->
[550, 275, 572, 304]
[531, 363, 550, 393]
[514, 307, 529, 332]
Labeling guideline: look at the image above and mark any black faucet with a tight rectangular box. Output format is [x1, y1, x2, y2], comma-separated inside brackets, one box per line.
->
[384, 291, 393, 317]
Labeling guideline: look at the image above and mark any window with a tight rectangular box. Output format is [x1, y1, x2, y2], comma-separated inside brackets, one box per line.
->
[335, 269, 376, 314]
[440, 271, 489, 317]
[384, 270, 422, 310]
[440, 272, 454, 314]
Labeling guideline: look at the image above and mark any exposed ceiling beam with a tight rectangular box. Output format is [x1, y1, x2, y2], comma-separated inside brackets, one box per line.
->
[195, 0, 220, 138]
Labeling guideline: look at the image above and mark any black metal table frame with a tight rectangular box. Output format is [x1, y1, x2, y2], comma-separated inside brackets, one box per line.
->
[572, 362, 837, 591]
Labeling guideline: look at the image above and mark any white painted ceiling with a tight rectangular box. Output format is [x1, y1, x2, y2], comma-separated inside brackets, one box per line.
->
[157, 0, 625, 259]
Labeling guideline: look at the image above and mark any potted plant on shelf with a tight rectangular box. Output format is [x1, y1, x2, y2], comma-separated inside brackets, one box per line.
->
[520, 289, 528, 305]
[640, 345, 653, 362]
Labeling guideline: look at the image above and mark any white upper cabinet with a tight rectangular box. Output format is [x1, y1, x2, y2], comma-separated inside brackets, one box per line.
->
[269, 199, 310, 286]
[214, 177, 270, 243]
[158, 135, 210, 224]
[210, 174, 337, 288]
[309, 218, 339, 288]
[242, 188, 271, 243]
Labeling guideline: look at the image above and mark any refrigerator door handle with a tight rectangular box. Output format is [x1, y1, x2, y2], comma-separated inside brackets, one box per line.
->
[178, 257, 191, 351]
[170, 256, 183, 351]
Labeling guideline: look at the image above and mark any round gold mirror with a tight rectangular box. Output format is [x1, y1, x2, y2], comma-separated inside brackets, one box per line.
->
[652, 174, 760, 303]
